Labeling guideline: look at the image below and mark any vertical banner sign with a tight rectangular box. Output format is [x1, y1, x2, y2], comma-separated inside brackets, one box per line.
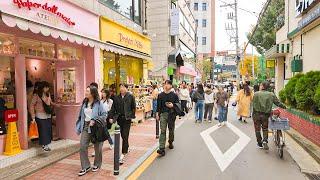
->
[170, 8, 180, 36]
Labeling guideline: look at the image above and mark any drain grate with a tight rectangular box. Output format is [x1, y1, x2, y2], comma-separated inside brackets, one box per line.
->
[305, 173, 320, 180]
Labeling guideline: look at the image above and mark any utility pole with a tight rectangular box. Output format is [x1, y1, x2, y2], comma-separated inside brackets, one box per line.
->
[221, 0, 240, 82]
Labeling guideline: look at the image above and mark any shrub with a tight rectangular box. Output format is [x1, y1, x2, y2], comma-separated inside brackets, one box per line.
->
[279, 89, 286, 103]
[314, 83, 320, 111]
[284, 73, 304, 106]
[295, 71, 320, 111]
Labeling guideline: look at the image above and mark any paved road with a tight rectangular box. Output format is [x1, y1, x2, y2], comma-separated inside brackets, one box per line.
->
[140, 102, 307, 180]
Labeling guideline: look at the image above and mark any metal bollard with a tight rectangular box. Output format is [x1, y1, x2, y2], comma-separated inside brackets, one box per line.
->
[156, 120, 159, 139]
[114, 125, 120, 175]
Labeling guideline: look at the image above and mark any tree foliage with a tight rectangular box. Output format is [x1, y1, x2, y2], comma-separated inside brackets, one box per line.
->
[247, 0, 284, 54]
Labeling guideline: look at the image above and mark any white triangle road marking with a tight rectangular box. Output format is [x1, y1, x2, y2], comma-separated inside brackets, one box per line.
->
[200, 122, 251, 172]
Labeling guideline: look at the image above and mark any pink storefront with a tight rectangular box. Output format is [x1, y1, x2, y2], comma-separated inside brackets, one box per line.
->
[0, 0, 104, 154]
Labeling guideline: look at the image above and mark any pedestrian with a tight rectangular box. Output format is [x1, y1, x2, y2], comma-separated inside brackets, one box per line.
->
[29, 81, 54, 152]
[216, 86, 230, 127]
[151, 84, 159, 118]
[235, 84, 253, 123]
[179, 81, 190, 114]
[204, 85, 215, 123]
[91, 88, 114, 158]
[109, 83, 136, 165]
[76, 85, 107, 176]
[252, 81, 286, 150]
[156, 80, 180, 156]
[192, 84, 205, 123]
[213, 86, 219, 120]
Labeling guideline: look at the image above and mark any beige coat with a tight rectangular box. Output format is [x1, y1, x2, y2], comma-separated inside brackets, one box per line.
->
[236, 90, 253, 117]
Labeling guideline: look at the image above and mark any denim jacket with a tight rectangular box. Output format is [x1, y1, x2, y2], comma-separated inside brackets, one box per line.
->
[76, 100, 107, 135]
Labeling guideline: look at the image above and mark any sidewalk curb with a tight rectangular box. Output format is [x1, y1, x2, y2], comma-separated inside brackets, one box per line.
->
[286, 128, 320, 164]
[117, 143, 159, 180]
[0, 143, 80, 180]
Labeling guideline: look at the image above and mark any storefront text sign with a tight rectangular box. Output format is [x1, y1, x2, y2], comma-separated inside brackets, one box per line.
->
[4, 109, 18, 122]
[13, 0, 75, 26]
[119, 33, 143, 49]
[100, 17, 151, 55]
[298, 6, 320, 30]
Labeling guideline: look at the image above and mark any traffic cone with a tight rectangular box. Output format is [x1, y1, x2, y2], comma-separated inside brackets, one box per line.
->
[3, 122, 22, 156]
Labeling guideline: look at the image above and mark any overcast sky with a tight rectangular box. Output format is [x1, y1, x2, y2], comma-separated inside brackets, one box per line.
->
[215, 0, 266, 55]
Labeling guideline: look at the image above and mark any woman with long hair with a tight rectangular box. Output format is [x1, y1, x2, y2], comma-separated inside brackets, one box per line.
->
[76, 86, 107, 176]
[192, 84, 205, 123]
[29, 81, 53, 151]
[235, 83, 253, 123]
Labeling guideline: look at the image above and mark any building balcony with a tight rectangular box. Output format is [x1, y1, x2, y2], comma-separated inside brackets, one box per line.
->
[265, 43, 290, 59]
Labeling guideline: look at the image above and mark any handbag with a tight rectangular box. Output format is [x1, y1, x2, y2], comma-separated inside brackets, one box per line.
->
[40, 97, 53, 114]
[28, 121, 39, 139]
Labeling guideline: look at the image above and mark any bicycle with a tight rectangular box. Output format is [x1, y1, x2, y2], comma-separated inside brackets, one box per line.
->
[269, 109, 290, 159]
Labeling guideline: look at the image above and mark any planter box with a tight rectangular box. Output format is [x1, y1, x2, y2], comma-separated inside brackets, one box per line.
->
[279, 108, 320, 147]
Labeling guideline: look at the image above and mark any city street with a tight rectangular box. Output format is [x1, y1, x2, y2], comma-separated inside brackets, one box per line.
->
[140, 103, 307, 180]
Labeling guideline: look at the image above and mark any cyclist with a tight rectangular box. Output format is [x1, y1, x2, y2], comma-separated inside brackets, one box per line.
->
[252, 81, 286, 150]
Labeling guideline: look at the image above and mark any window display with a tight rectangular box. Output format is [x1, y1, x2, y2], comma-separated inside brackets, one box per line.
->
[19, 38, 55, 58]
[57, 45, 82, 61]
[56, 68, 76, 103]
[0, 33, 17, 55]
[0, 56, 15, 109]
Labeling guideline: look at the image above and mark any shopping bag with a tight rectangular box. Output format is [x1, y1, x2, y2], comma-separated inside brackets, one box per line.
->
[28, 121, 39, 139]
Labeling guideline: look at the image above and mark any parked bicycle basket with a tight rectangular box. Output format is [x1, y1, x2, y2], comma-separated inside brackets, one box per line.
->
[269, 117, 290, 130]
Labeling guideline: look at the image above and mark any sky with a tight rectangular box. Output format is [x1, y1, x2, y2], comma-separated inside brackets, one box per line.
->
[215, 0, 267, 55]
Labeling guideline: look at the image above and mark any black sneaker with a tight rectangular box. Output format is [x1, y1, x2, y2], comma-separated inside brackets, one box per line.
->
[157, 149, 165, 156]
[243, 120, 247, 123]
[92, 166, 100, 172]
[78, 166, 91, 176]
[214, 117, 218, 120]
[262, 141, 269, 150]
[169, 143, 174, 149]
[257, 143, 263, 149]
[42, 145, 51, 152]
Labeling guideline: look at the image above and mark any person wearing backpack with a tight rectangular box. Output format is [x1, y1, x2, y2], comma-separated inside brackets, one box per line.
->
[192, 84, 205, 123]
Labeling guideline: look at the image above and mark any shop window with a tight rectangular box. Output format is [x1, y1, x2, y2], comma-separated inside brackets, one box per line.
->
[56, 68, 76, 103]
[57, 45, 82, 61]
[99, 0, 141, 25]
[19, 38, 55, 58]
[0, 33, 17, 55]
[0, 56, 15, 109]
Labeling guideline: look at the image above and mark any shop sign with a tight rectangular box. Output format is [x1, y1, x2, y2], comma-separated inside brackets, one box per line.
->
[295, 0, 317, 17]
[170, 8, 180, 36]
[0, 0, 99, 39]
[297, 6, 320, 30]
[4, 109, 18, 123]
[266, 60, 275, 68]
[12, 0, 75, 26]
[100, 17, 151, 55]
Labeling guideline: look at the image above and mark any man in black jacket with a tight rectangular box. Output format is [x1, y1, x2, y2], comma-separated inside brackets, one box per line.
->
[109, 83, 136, 164]
[156, 80, 180, 156]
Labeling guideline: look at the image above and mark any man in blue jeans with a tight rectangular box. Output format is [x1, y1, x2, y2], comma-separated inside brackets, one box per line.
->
[216, 86, 230, 126]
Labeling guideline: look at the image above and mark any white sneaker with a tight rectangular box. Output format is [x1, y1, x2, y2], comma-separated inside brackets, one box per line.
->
[218, 123, 222, 127]
[91, 152, 95, 157]
[119, 154, 125, 165]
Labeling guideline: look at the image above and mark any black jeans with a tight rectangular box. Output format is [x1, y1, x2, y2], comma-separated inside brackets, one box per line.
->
[181, 100, 188, 113]
[118, 116, 131, 154]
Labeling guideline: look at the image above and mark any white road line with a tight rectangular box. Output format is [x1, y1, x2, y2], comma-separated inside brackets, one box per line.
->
[200, 122, 251, 172]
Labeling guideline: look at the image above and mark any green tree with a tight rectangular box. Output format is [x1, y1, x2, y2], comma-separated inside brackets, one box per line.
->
[247, 0, 284, 54]
[203, 60, 212, 81]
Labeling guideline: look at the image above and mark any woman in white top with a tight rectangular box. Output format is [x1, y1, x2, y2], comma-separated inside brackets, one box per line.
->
[101, 89, 114, 149]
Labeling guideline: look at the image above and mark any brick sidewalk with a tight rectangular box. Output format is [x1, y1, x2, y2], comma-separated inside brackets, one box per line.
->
[24, 118, 183, 180]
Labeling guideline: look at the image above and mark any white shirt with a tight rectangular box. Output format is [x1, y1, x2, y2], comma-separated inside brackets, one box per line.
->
[179, 88, 190, 101]
[84, 103, 93, 122]
[101, 99, 113, 112]
[204, 91, 215, 104]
